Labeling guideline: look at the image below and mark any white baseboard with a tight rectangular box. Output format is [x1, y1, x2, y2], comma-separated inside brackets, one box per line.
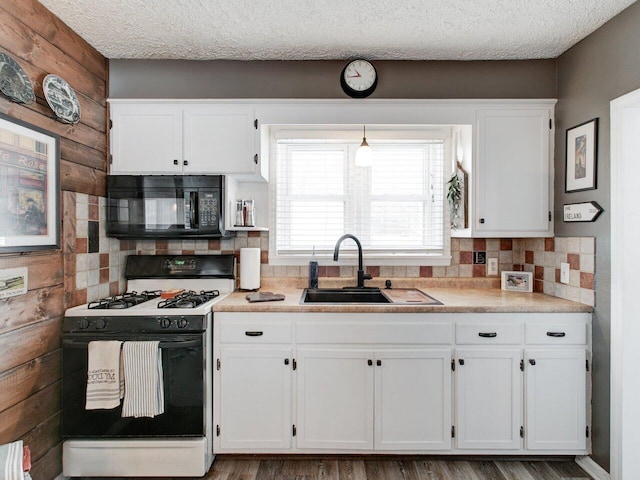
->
[575, 456, 610, 480]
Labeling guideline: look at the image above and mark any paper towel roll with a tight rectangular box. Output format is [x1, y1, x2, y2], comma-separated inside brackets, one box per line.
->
[240, 248, 261, 291]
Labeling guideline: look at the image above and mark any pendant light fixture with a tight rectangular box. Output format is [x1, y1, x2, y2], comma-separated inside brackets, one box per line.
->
[355, 125, 373, 167]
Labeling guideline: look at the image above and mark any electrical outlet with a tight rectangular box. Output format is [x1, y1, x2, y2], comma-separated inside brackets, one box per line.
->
[487, 258, 498, 276]
[560, 262, 570, 284]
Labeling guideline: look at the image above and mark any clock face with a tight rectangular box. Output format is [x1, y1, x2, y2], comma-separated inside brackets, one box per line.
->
[341, 59, 377, 98]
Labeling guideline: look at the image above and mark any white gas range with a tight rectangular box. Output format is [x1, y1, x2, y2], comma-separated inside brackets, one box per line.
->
[62, 254, 235, 478]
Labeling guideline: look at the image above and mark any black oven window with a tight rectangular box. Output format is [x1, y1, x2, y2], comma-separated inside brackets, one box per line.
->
[62, 335, 205, 438]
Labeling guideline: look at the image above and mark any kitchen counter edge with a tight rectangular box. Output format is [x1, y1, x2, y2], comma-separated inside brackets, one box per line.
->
[213, 288, 593, 314]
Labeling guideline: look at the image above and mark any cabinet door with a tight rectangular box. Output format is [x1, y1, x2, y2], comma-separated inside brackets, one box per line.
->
[476, 109, 552, 236]
[375, 349, 452, 450]
[110, 104, 183, 174]
[455, 349, 522, 449]
[296, 348, 374, 450]
[525, 349, 587, 450]
[219, 347, 292, 450]
[184, 106, 257, 175]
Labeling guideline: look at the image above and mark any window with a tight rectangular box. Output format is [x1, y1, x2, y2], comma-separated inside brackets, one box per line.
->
[269, 127, 452, 265]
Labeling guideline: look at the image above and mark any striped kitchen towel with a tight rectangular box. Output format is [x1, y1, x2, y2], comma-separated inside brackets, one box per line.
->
[0, 440, 23, 480]
[121, 341, 165, 418]
[86, 340, 123, 410]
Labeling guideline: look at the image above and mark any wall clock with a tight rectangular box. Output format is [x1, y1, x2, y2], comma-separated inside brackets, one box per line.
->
[340, 59, 377, 98]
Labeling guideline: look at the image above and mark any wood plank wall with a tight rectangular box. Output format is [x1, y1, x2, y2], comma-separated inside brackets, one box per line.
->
[0, 1, 108, 479]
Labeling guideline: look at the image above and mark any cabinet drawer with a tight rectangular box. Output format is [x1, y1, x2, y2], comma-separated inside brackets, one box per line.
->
[525, 323, 587, 345]
[219, 321, 292, 344]
[296, 321, 452, 345]
[455, 323, 523, 344]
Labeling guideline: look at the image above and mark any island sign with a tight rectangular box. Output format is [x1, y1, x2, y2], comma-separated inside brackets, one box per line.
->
[563, 201, 604, 222]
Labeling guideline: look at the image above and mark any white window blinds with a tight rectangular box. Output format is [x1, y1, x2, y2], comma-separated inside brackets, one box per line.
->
[271, 129, 449, 263]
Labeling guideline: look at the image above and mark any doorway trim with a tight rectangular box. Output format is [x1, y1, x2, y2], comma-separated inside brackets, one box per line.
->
[610, 87, 640, 480]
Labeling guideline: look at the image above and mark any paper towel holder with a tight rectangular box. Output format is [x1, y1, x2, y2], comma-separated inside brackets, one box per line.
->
[239, 247, 261, 291]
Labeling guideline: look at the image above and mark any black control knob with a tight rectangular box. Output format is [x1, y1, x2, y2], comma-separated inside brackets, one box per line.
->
[96, 318, 107, 330]
[159, 317, 172, 329]
[177, 317, 189, 329]
[78, 318, 90, 330]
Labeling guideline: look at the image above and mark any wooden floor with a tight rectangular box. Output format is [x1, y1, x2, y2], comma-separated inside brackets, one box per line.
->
[195, 456, 595, 480]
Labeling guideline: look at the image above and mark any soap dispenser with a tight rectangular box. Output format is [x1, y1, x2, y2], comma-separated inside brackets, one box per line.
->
[308, 246, 319, 289]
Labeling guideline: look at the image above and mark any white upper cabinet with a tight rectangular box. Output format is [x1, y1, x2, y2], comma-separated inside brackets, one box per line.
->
[473, 108, 553, 237]
[109, 101, 265, 180]
[110, 104, 183, 174]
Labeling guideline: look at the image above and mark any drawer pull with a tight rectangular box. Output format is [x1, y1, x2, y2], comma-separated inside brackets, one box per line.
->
[529, 359, 536, 366]
[478, 332, 497, 338]
[245, 331, 263, 337]
[546, 331, 566, 337]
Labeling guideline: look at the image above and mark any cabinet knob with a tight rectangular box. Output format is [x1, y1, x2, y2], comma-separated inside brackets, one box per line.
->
[183, 160, 189, 166]
[479, 218, 485, 224]
[173, 159, 179, 165]
[529, 359, 536, 366]
[376, 359, 382, 366]
[459, 359, 465, 366]
[367, 359, 373, 366]
[284, 359, 290, 366]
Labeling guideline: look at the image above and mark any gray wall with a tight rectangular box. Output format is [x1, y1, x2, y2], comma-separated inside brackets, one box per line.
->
[556, 1, 640, 471]
[109, 59, 555, 99]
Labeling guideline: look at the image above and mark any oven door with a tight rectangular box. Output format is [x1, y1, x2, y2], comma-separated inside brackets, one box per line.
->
[62, 332, 206, 438]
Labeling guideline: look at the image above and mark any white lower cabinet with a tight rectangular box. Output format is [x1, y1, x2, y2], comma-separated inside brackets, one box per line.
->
[524, 348, 587, 450]
[213, 312, 591, 455]
[218, 347, 292, 450]
[296, 348, 374, 450]
[455, 349, 522, 450]
[295, 348, 452, 451]
[375, 349, 452, 450]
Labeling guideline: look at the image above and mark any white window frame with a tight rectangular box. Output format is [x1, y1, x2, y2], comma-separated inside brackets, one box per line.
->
[268, 125, 453, 266]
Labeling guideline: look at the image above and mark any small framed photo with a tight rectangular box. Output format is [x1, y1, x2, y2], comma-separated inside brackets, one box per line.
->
[501, 271, 533, 292]
[565, 118, 598, 192]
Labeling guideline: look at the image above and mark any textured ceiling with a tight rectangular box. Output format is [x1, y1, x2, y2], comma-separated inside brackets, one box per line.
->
[39, 0, 636, 60]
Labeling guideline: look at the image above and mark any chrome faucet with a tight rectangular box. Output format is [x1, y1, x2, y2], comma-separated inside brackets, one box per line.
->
[333, 234, 372, 289]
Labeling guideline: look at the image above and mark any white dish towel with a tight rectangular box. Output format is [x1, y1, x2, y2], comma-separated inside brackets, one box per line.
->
[121, 341, 165, 418]
[85, 340, 124, 410]
[0, 440, 24, 480]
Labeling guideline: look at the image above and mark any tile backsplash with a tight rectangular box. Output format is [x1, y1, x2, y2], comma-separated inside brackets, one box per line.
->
[63, 192, 136, 307]
[63, 193, 595, 307]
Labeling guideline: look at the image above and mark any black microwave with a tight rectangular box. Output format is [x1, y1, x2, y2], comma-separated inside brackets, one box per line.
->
[106, 175, 230, 238]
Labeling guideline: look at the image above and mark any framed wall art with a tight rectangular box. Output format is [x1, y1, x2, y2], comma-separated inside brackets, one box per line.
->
[565, 118, 598, 192]
[501, 271, 533, 292]
[0, 113, 60, 252]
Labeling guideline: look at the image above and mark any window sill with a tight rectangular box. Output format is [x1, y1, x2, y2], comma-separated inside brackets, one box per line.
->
[268, 254, 452, 267]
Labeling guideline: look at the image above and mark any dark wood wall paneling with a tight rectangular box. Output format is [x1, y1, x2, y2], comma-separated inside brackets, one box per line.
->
[0, 1, 108, 479]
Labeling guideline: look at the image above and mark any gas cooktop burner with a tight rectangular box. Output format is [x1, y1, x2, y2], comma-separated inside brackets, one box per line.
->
[88, 290, 162, 310]
[157, 290, 220, 309]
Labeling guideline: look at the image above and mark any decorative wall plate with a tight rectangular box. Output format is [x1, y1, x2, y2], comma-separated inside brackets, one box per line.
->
[43, 74, 81, 124]
[0, 53, 35, 105]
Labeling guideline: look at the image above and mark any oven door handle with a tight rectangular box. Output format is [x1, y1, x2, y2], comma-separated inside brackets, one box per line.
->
[62, 338, 202, 349]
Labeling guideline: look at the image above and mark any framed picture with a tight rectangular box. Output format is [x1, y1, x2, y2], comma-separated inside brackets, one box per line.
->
[565, 118, 598, 192]
[501, 271, 533, 292]
[0, 113, 60, 252]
